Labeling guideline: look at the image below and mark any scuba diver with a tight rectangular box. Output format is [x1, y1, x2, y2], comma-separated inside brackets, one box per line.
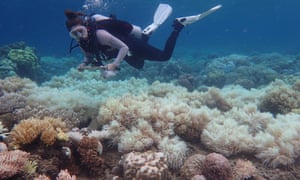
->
[65, 4, 222, 78]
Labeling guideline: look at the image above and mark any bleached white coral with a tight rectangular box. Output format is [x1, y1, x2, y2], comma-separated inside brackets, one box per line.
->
[158, 136, 188, 170]
[201, 115, 255, 156]
[120, 151, 169, 179]
[254, 113, 300, 167]
[233, 159, 256, 179]
[118, 127, 154, 153]
[173, 106, 217, 141]
[96, 120, 126, 145]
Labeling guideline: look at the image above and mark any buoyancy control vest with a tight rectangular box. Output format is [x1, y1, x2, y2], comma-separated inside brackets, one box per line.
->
[79, 17, 133, 66]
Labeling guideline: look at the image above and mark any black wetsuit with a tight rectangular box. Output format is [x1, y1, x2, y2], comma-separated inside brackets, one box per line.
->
[80, 18, 182, 69]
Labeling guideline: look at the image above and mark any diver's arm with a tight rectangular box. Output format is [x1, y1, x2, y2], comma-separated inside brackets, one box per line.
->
[77, 50, 94, 71]
[96, 29, 129, 70]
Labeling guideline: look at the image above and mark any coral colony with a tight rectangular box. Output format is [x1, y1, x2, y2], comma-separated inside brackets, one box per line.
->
[0, 42, 300, 179]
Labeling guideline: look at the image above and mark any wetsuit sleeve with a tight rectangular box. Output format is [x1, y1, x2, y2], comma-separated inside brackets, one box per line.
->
[96, 29, 129, 66]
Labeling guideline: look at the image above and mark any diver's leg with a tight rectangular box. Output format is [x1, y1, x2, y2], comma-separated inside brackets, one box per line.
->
[126, 27, 181, 62]
[130, 25, 143, 39]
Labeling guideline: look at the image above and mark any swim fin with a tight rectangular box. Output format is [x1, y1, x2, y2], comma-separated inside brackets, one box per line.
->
[142, 3, 173, 35]
[176, 4, 222, 26]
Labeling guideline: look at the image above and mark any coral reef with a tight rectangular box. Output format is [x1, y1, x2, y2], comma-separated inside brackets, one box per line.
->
[175, 73, 197, 91]
[36, 157, 61, 179]
[118, 126, 154, 153]
[201, 87, 232, 112]
[259, 80, 300, 114]
[0, 142, 8, 152]
[201, 110, 256, 156]
[8, 47, 39, 70]
[34, 174, 51, 180]
[0, 51, 299, 180]
[180, 154, 206, 180]
[56, 169, 76, 180]
[120, 151, 169, 180]
[77, 136, 105, 176]
[0, 149, 30, 179]
[0, 76, 37, 94]
[0, 42, 41, 80]
[233, 159, 257, 179]
[23, 160, 38, 178]
[202, 153, 233, 180]
[158, 136, 188, 170]
[0, 76, 37, 129]
[9, 117, 68, 148]
[254, 113, 300, 168]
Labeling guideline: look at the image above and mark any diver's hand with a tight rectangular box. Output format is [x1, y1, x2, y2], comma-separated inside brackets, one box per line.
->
[105, 63, 119, 71]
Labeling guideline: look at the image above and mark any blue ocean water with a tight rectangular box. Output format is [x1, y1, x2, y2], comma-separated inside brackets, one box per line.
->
[0, 0, 300, 56]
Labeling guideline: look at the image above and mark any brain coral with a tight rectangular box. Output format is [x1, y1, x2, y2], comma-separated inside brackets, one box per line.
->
[9, 117, 68, 148]
[120, 151, 169, 180]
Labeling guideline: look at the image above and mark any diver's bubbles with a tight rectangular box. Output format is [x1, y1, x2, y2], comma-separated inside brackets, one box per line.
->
[82, 0, 113, 13]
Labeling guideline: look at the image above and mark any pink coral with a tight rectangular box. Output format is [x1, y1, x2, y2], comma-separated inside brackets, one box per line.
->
[56, 169, 76, 180]
[202, 153, 233, 180]
[0, 150, 30, 179]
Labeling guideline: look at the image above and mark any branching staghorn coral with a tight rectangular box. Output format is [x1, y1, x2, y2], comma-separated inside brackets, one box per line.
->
[9, 117, 68, 148]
